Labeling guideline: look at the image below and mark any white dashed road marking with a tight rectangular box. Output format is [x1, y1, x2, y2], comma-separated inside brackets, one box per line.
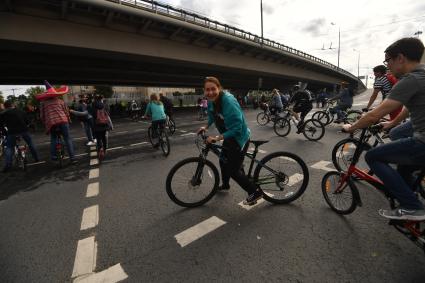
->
[89, 168, 99, 179]
[287, 173, 304, 186]
[90, 152, 97, 157]
[180, 132, 197, 137]
[130, 142, 148, 147]
[72, 236, 97, 278]
[311, 160, 334, 172]
[175, 216, 226, 247]
[86, 182, 99, 198]
[90, 159, 99, 166]
[73, 263, 128, 283]
[108, 146, 124, 151]
[80, 205, 99, 231]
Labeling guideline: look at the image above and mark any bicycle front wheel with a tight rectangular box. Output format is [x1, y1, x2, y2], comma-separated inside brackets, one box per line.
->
[166, 157, 219, 207]
[302, 119, 325, 141]
[331, 138, 371, 172]
[321, 171, 357, 214]
[160, 132, 170, 157]
[168, 119, 176, 135]
[273, 118, 291, 137]
[256, 112, 270, 126]
[253, 152, 309, 204]
[312, 111, 330, 125]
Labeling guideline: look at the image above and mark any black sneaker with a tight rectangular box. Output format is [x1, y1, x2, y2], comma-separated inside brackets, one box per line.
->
[243, 189, 263, 205]
[218, 184, 230, 191]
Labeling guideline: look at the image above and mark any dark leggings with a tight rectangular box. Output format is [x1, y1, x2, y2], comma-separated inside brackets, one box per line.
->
[95, 130, 107, 152]
[219, 138, 257, 195]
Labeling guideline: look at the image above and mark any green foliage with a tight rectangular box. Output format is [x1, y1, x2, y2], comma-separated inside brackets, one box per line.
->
[25, 86, 45, 108]
[94, 85, 113, 98]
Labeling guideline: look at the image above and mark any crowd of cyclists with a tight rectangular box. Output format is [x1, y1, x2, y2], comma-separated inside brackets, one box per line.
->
[1, 37, 424, 222]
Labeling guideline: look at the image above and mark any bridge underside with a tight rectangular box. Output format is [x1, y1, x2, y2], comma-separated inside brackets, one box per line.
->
[0, 40, 331, 90]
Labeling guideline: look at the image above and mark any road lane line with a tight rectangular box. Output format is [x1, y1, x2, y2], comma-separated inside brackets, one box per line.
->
[74, 153, 89, 157]
[86, 182, 99, 198]
[130, 142, 148, 147]
[27, 161, 47, 166]
[180, 132, 196, 137]
[238, 192, 274, 210]
[115, 131, 129, 134]
[80, 205, 99, 231]
[90, 159, 99, 166]
[311, 160, 334, 172]
[89, 168, 99, 179]
[175, 216, 226, 247]
[73, 263, 128, 283]
[287, 173, 304, 186]
[179, 130, 187, 133]
[90, 151, 97, 157]
[72, 236, 97, 278]
[108, 146, 123, 151]
[248, 148, 267, 154]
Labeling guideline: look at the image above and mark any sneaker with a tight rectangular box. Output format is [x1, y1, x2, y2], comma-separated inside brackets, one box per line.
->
[243, 189, 263, 205]
[218, 184, 230, 191]
[379, 208, 425, 221]
[86, 141, 96, 146]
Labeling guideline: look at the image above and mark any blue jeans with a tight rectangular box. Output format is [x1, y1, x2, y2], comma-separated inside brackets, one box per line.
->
[50, 124, 75, 160]
[4, 132, 39, 167]
[365, 137, 425, 210]
[83, 119, 94, 142]
[330, 104, 349, 120]
[389, 120, 413, 141]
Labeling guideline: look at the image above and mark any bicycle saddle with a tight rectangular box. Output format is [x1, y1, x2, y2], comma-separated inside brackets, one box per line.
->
[250, 140, 268, 147]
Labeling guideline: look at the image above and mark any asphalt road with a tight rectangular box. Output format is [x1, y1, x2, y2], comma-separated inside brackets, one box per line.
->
[1, 90, 425, 283]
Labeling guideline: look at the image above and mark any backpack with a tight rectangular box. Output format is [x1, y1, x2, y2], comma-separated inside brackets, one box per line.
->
[96, 108, 109, 125]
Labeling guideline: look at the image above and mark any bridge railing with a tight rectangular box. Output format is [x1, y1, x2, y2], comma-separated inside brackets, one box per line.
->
[108, 0, 356, 79]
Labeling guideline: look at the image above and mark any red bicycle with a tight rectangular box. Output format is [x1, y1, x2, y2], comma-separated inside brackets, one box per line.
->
[322, 125, 425, 252]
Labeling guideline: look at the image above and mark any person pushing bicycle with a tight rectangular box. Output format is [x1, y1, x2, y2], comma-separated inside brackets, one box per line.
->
[197, 76, 263, 205]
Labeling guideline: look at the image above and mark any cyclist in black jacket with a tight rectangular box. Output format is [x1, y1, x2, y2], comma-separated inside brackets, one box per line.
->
[289, 85, 313, 132]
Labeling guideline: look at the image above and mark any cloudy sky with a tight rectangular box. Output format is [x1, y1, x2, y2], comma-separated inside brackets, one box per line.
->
[1, 0, 424, 96]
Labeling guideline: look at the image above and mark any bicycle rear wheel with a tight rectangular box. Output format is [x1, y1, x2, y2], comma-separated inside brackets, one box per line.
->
[256, 112, 270, 126]
[253, 152, 309, 204]
[160, 132, 170, 156]
[166, 157, 219, 207]
[302, 119, 325, 141]
[273, 118, 291, 137]
[321, 171, 357, 214]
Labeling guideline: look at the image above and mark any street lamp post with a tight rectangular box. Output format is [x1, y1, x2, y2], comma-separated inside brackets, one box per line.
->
[331, 22, 341, 68]
[260, 0, 264, 45]
[414, 31, 423, 37]
[353, 49, 360, 79]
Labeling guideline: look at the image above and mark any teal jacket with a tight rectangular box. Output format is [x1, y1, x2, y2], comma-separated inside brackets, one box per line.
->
[145, 102, 166, 121]
[208, 92, 250, 148]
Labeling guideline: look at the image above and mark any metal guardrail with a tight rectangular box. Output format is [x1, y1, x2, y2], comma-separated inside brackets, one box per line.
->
[107, 0, 356, 80]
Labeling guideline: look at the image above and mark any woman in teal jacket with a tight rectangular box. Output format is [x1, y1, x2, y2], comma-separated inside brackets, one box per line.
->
[198, 77, 263, 205]
[144, 94, 166, 147]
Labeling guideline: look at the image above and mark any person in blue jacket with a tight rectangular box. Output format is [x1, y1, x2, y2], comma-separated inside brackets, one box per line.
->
[197, 76, 263, 205]
[144, 94, 166, 148]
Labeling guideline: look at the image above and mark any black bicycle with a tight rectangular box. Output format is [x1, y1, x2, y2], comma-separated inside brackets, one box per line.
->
[52, 127, 65, 168]
[148, 123, 170, 156]
[166, 132, 309, 207]
[312, 99, 362, 126]
[166, 115, 176, 135]
[273, 110, 325, 141]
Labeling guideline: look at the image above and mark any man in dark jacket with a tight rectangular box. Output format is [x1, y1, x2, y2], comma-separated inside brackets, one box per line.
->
[159, 93, 174, 121]
[0, 100, 39, 172]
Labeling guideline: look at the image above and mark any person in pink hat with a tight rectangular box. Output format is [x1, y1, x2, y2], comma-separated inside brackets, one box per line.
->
[38, 81, 77, 164]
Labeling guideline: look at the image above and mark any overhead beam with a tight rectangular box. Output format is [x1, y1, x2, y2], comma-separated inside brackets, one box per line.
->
[168, 27, 183, 40]
[139, 19, 152, 33]
[61, 1, 68, 19]
[105, 10, 114, 25]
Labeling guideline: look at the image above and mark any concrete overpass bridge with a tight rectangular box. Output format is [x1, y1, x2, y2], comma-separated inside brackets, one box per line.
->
[0, 0, 365, 91]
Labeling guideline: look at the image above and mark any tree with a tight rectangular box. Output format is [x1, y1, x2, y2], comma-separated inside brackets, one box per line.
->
[94, 85, 113, 98]
[25, 86, 45, 108]
[6, 95, 17, 103]
[0, 91, 4, 104]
